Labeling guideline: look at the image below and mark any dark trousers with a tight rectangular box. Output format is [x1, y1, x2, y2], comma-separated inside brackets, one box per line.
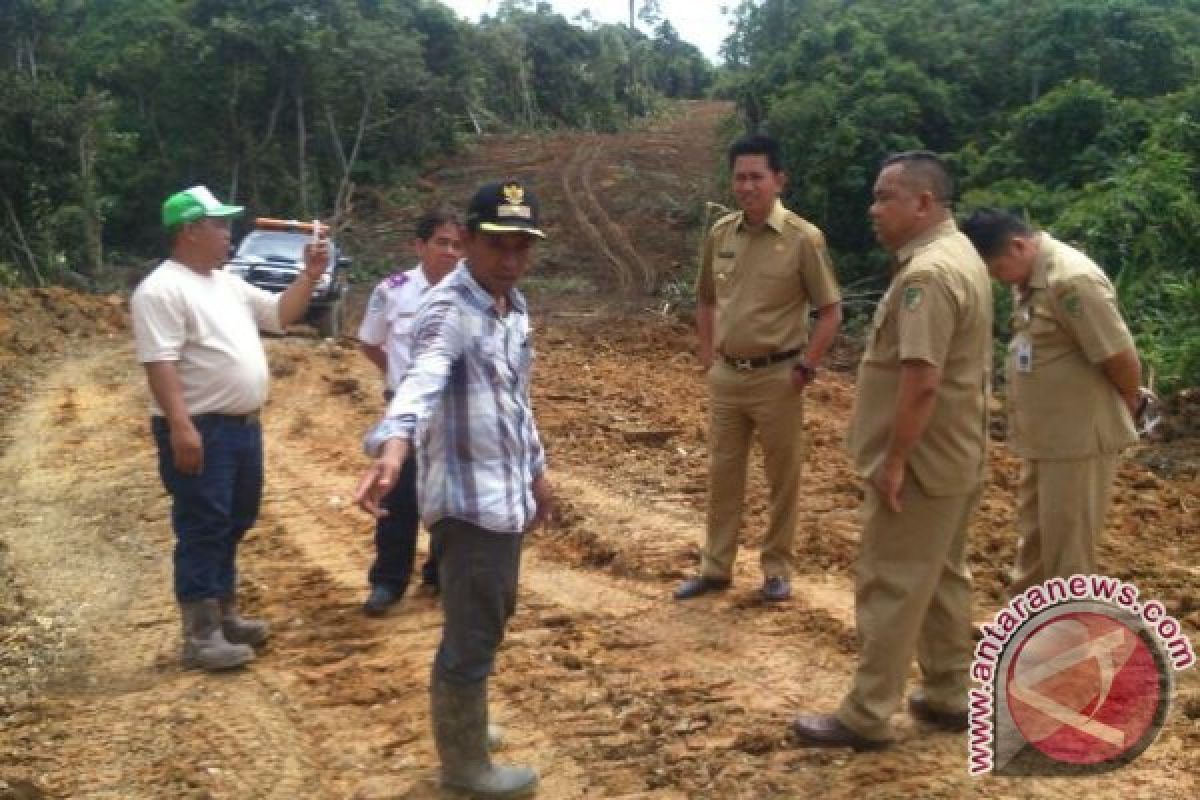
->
[152, 415, 263, 602]
[368, 453, 437, 590]
[431, 518, 523, 684]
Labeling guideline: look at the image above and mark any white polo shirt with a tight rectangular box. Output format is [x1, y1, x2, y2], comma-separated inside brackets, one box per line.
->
[131, 259, 283, 415]
[357, 265, 434, 390]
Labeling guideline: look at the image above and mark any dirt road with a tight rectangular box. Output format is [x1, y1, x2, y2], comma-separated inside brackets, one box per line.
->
[2, 104, 1198, 799]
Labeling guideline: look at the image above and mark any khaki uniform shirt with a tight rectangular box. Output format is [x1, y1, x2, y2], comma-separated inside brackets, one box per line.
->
[695, 200, 841, 358]
[1007, 233, 1137, 459]
[848, 220, 993, 496]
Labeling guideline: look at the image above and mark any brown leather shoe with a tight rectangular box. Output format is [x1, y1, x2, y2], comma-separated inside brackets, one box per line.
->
[790, 713, 889, 752]
[907, 692, 969, 732]
[673, 575, 731, 600]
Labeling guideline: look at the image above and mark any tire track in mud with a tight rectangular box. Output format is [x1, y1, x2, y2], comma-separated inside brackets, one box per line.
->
[0, 346, 324, 798]
[2, 330, 1194, 799]
[576, 142, 657, 294]
[561, 141, 636, 293]
[263, 337, 1200, 800]
[256, 343, 877, 798]
[256, 410, 597, 799]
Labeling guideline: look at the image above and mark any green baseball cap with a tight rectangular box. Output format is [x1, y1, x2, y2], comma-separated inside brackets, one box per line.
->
[162, 185, 244, 228]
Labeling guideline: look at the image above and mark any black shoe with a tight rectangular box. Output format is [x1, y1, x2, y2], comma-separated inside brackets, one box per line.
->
[790, 713, 890, 752]
[907, 692, 969, 732]
[421, 558, 439, 590]
[761, 576, 792, 602]
[673, 576, 731, 600]
[363, 585, 401, 616]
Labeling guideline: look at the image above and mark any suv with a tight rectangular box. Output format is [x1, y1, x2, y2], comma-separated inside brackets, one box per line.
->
[225, 218, 351, 337]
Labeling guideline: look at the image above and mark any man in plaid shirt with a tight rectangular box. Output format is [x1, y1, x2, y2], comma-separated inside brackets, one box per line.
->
[357, 180, 551, 799]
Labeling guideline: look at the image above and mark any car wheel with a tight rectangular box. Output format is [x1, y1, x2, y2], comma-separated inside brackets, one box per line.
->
[314, 297, 344, 339]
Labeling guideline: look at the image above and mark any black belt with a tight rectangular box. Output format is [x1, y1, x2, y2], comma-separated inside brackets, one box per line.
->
[192, 411, 261, 425]
[721, 348, 802, 371]
[383, 389, 396, 402]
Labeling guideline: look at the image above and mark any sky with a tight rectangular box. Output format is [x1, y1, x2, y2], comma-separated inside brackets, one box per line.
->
[440, 1, 733, 63]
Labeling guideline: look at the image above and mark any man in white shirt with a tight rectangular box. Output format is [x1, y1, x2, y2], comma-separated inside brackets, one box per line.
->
[357, 209, 463, 615]
[131, 185, 329, 672]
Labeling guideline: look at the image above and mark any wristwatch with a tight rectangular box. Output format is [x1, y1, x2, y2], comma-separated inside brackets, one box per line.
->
[793, 360, 817, 383]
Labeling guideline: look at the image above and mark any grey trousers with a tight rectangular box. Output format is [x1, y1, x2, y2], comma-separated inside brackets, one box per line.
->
[431, 517, 523, 684]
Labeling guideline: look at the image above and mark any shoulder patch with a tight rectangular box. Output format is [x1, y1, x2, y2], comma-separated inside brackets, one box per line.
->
[1060, 289, 1083, 318]
[385, 271, 409, 289]
[903, 285, 925, 312]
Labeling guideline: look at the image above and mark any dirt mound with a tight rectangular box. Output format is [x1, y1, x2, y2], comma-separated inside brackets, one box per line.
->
[0, 288, 127, 361]
[1160, 388, 1200, 440]
[0, 288, 129, 430]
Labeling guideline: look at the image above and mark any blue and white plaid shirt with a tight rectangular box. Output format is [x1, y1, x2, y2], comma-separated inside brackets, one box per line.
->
[364, 262, 546, 534]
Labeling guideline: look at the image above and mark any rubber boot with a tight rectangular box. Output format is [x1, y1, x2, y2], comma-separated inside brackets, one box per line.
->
[218, 594, 270, 647]
[431, 675, 537, 798]
[181, 599, 254, 671]
[487, 724, 505, 751]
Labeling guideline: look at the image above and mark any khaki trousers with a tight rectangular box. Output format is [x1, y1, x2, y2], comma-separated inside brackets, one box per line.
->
[1008, 455, 1119, 596]
[836, 478, 979, 740]
[701, 361, 804, 581]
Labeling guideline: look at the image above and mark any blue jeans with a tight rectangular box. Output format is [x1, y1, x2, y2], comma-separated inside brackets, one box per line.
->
[152, 415, 263, 602]
[431, 518, 523, 684]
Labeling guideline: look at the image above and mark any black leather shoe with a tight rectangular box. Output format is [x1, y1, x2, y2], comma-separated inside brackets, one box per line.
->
[790, 713, 889, 752]
[673, 576, 731, 600]
[761, 576, 792, 602]
[908, 692, 969, 732]
[363, 584, 401, 616]
[420, 558, 439, 590]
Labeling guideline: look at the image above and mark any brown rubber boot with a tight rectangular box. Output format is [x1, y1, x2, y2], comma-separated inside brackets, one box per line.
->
[181, 599, 254, 671]
[218, 594, 270, 647]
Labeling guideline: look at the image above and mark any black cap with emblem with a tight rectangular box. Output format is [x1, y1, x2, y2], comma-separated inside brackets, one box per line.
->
[466, 180, 546, 238]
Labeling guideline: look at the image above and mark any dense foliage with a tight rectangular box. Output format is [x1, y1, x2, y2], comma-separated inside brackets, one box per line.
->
[720, 0, 1200, 391]
[0, 0, 712, 287]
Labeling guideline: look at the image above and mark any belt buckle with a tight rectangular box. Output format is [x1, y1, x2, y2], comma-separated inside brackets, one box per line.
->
[733, 358, 754, 371]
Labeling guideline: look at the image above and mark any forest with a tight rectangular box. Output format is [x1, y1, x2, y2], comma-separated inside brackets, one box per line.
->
[720, 0, 1200, 391]
[2, 0, 1198, 390]
[0, 0, 711, 284]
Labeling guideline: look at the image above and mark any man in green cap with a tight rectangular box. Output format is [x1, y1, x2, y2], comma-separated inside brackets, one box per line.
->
[131, 185, 330, 672]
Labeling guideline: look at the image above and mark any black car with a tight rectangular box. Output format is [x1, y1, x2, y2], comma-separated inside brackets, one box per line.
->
[225, 218, 351, 337]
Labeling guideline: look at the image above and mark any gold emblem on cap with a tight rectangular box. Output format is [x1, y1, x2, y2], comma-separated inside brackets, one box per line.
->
[497, 182, 533, 220]
[503, 183, 525, 206]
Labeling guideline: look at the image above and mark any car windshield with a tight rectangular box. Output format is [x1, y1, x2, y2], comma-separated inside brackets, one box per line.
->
[236, 230, 334, 266]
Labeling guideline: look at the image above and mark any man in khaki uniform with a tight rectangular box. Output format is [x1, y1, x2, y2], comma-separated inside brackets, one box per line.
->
[962, 209, 1142, 594]
[792, 151, 992, 749]
[675, 133, 842, 603]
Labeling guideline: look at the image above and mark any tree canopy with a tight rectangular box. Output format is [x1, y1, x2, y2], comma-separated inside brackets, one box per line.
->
[720, 0, 1200, 391]
[0, 0, 714, 287]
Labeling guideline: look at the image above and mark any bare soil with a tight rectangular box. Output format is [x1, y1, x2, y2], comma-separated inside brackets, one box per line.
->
[1, 102, 1197, 799]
